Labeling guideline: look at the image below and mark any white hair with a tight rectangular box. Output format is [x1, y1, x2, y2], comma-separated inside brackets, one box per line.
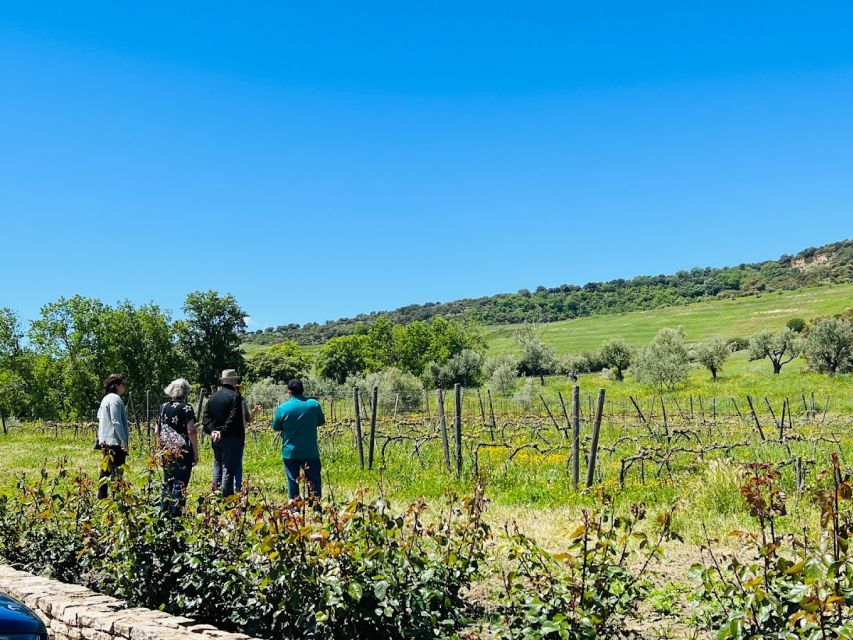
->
[164, 378, 191, 401]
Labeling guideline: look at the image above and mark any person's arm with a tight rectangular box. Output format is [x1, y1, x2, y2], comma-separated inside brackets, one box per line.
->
[271, 405, 284, 432]
[187, 419, 199, 464]
[316, 402, 326, 427]
[242, 400, 252, 425]
[112, 396, 130, 451]
[202, 400, 214, 435]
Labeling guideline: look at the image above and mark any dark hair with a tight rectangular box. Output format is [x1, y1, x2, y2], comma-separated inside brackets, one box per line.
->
[287, 379, 304, 396]
[103, 373, 125, 396]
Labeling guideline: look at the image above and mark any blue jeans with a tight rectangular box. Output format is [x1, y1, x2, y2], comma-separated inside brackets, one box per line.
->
[283, 458, 322, 499]
[212, 437, 244, 497]
[162, 451, 193, 517]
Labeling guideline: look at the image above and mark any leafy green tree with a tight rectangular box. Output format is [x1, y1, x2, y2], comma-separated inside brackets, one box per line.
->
[694, 336, 732, 380]
[598, 339, 632, 381]
[513, 323, 558, 385]
[803, 317, 853, 375]
[364, 315, 396, 372]
[176, 291, 247, 391]
[633, 327, 690, 390]
[28, 295, 113, 418]
[425, 317, 486, 364]
[315, 334, 368, 384]
[748, 328, 802, 374]
[0, 308, 33, 417]
[392, 321, 433, 376]
[105, 302, 184, 402]
[247, 340, 312, 383]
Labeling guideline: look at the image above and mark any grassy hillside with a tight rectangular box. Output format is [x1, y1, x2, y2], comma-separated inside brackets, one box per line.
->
[484, 282, 853, 355]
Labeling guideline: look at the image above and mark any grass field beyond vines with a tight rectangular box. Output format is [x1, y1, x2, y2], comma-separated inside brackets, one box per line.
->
[485, 282, 853, 354]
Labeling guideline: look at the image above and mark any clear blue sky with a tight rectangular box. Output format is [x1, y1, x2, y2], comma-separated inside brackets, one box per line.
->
[2, 2, 852, 329]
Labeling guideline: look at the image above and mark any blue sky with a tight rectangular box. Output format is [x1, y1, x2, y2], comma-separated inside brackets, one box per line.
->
[1, 2, 851, 328]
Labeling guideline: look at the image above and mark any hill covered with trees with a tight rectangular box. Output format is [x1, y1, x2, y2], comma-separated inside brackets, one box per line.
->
[243, 239, 853, 346]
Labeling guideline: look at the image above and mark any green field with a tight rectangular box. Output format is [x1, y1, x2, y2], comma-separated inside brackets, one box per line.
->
[485, 282, 853, 355]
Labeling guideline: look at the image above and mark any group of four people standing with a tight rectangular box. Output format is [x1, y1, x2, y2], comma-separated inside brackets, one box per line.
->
[96, 369, 325, 514]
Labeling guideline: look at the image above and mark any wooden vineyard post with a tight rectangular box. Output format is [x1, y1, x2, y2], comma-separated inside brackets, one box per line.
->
[353, 388, 365, 470]
[437, 389, 451, 472]
[454, 383, 463, 478]
[424, 390, 431, 422]
[746, 396, 766, 440]
[0, 405, 6, 435]
[730, 397, 743, 421]
[629, 396, 646, 423]
[368, 386, 378, 470]
[586, 389, 606, 488]
[487, 389, 496, 442]
[477, 388, 486, 430]
[572, 385, 580, 490]
[540, 395, 561, 436]
[764, 397, 780, 431]
[558, 391, 570, 440]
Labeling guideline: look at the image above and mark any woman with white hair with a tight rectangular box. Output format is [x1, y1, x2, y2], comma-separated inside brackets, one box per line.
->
[156, 378, 199, 516]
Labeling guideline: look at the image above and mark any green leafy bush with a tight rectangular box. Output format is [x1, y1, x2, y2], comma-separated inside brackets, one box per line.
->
[0, 465, 490, 640]
[493, 496, 677, 639]
[691, 457, 853, 639]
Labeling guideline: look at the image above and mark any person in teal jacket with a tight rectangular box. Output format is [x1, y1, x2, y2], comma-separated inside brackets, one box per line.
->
[271, 379, 325, 499]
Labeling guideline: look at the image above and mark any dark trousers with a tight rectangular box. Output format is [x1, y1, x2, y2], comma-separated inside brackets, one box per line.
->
[283, 458, 322, 499]
[162, 451, 193, 517]
[212, 437, 244, 497]
[98, 445, 127, 499]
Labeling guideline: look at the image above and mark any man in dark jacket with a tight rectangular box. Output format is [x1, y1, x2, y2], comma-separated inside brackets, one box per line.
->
[203, 369, 245, 496]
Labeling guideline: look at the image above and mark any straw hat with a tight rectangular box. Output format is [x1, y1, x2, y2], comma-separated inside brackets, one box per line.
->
[220, 369, 241, 384]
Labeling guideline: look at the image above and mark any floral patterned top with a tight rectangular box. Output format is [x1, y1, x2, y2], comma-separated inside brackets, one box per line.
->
[158, 401, 197, 455]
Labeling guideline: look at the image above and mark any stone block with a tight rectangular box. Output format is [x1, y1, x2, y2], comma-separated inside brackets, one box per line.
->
[130, 624, 199, 640]
[51, 619, 71, 636]
[82, 628, 114, 640]
[62, 605, 96, 626]
[186, 624, 219, 633]
[92, 613, 131, 634]
[78, 606, 123, 628]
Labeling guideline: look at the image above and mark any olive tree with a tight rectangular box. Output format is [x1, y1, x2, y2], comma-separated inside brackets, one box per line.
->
[425, 349, 483, 389]
[633, 327, 690, 390]
[513, 323, 558, 385]
[748, 328, 802, 374]
[694, 336, 732, 380]
[484, 354, 517, 395]
[803, 317, 853, 375]
[598, 338, 632, 381]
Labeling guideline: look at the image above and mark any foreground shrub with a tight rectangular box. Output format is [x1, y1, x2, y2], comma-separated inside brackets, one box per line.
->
[691, 457, 853, 639]
[0, 464, 490, 639]
[493, 496, 678, 639]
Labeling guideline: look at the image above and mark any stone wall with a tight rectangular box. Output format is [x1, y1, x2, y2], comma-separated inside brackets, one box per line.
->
[0, 565, 260, 640]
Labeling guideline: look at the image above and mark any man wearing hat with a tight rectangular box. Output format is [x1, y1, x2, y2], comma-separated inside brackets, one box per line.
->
[202, 369, 246, 497]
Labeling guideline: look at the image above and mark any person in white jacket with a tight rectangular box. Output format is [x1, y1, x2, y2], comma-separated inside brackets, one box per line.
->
[97, 373, 130, 499]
